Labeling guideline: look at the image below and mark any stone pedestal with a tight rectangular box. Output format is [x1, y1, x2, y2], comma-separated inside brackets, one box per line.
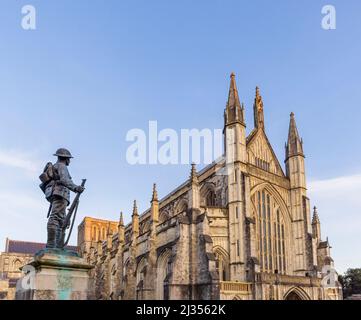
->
[15, 249, 93, 300]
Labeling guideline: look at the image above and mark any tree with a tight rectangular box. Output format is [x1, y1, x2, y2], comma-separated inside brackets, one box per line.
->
[339, 268, 361, 299]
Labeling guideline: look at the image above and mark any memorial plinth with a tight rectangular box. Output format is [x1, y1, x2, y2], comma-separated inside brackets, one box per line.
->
[16, 249, 93, 300]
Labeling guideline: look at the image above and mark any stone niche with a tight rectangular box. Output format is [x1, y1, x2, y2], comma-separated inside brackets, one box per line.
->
[15, 250, 93, 300]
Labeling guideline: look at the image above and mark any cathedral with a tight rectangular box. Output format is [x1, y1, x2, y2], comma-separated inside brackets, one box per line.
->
[77, 73, 342, 300]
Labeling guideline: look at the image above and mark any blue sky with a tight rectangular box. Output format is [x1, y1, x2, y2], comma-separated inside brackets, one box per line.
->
[0, 0, 360, 273]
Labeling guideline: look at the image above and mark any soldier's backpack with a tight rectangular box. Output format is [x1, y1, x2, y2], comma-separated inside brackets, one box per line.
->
[39, 162, 56, 194]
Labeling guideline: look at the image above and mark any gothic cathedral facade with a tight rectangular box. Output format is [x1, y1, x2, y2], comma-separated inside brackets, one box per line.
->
[78, 74, 342, 300]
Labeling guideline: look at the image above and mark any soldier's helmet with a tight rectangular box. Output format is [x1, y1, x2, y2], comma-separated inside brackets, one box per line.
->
[53, 148, 73, 158]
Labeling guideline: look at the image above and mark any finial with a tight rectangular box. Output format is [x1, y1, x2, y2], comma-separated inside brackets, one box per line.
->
[225, 72, 245, 125]
[190, 163, 198, 183]
[152, 183, 158, 202]
[254, 86, 265, 129]
[132, 200, 138, 216]
[255, 86, 263, 103]
[312, 206, 320, 224]
[286, 110, 304, 160]
[254, 86, 262, 104]
[229, 72, 238, 91]
[119, 211, 124, 226]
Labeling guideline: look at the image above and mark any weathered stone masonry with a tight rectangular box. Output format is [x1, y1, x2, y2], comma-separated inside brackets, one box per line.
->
[78, 74, 342, 300]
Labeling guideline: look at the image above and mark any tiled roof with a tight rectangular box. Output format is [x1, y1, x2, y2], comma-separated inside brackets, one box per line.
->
[6, 239, 77, 255]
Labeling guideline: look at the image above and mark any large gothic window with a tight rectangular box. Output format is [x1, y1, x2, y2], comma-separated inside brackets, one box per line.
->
[255, 190, 287, 274]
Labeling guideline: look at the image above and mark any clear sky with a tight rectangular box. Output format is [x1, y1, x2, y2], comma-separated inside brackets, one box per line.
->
[0, 0, 360, 273]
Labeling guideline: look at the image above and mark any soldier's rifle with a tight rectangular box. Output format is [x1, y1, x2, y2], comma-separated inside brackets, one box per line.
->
[62, 179, 86, 248]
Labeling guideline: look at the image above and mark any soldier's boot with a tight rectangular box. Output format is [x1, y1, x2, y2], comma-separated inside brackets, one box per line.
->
[55, 229, 65, 249]
[46, 227, 57, 249]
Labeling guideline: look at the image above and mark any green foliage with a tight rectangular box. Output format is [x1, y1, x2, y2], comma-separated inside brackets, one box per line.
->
[339, 268, 361, 298]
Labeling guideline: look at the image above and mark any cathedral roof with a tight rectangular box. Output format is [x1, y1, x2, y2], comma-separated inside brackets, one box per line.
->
[120, 158, 224, 231]
[5, 239, 77, 255]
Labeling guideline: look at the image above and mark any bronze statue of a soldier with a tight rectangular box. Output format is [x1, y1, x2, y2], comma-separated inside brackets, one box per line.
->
[40, 148, 85, 249]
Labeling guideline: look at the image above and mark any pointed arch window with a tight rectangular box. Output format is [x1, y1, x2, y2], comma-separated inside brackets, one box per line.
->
[13, 259, 22, 271]
[156, 250, 172, 300]
[206, 190, 216, 207]
[176, 201, 188, 214]
[214, 249, 230, 281]
[136, 260, 147, 300]
[256, 190, 287, 274]
[159, 211, 170, 224]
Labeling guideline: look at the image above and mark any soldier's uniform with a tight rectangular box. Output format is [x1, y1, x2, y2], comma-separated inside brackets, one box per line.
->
[45, 149, 80, 249]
